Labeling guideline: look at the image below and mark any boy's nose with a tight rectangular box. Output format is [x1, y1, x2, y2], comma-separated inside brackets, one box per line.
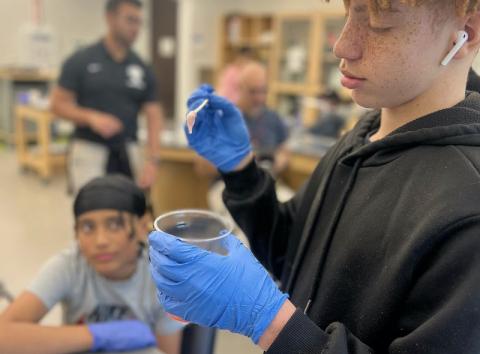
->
[95, 230, 110, 247]
[333, 20, 363, 62]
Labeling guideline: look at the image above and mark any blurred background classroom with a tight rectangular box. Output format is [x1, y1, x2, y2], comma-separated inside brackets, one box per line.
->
[3, 1, 479, 353]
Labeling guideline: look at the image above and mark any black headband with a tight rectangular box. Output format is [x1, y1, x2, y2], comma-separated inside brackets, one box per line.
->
[74, 175, 146, 218]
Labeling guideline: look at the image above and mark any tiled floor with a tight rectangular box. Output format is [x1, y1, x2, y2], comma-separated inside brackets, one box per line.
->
[0, 149, 261, 354]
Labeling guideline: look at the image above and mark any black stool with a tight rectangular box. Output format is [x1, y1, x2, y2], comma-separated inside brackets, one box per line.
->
[181, 324, 216, 354]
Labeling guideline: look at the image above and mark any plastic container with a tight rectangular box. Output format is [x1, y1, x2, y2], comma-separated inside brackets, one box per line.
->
[153, 209, 233, 323]
[153, 209, 232, 255]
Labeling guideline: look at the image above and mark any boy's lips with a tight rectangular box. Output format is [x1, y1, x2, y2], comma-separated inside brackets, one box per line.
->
[340, 70, 366, 89]
[94, 253, 115, 262]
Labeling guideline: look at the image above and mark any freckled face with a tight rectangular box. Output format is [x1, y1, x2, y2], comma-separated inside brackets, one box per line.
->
[334, 0, 455, 109]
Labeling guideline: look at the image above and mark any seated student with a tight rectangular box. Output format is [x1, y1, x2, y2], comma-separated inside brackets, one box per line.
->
[197, 61, 290, 177]
[0, 175, 183, 354]
[238, 62, 290, 175]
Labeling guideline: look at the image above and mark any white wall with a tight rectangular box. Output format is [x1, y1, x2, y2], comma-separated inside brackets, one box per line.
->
[175, 0, 344, 124]
[0, 0, 152, 67]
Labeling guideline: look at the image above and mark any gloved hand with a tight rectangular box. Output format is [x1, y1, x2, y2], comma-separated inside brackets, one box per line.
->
[185, 84, 252, 172]
[87, 320, 157, 352]
[149, 231, 288, 344]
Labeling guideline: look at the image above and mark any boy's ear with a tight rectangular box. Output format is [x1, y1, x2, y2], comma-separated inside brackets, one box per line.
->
[461, 11, 480, 57]
[445, 12, 480, 63]
[129, 216, 138, 239]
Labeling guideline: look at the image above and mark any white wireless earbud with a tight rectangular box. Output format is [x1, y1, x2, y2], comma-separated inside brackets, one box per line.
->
[441, 30, 469, 66]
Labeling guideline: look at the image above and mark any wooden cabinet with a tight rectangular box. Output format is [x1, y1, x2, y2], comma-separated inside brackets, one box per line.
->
[268, 13, 345, 127]
[150, 147, 211, 215]
[216, 14, 274, 79]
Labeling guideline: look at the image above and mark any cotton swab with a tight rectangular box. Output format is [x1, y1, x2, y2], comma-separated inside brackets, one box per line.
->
[186, 99, 209, 134]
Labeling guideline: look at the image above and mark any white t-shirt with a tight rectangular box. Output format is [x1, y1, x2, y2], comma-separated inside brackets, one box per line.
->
[28, 247, 183, 335]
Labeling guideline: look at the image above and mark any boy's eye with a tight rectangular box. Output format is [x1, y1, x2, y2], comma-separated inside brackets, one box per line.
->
[368, 24, 392, 33]
[78, 222, 94, 234]
[106, 218, 124, 232]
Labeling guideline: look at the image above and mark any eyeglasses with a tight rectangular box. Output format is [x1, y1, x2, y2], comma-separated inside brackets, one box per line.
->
[246, 87, 268, 96]
[125, 15, 142, 27]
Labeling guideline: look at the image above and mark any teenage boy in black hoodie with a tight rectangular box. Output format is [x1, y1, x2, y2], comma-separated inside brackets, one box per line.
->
[149, 1, 480, 353]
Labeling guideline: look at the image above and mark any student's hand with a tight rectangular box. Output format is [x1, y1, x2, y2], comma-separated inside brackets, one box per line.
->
[87, 320, 157, 352]
[185, 84, 252, 172]
[86, 110, 124, 139]
[149, 231, 288, 344]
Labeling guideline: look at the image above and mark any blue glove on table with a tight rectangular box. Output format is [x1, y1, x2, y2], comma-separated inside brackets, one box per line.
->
[185, 84, 252, 172]
[87, 320, 157, 352]
[148, 231, 288, 344]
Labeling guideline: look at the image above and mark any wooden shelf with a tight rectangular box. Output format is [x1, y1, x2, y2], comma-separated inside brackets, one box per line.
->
[0, 68, 57, 82]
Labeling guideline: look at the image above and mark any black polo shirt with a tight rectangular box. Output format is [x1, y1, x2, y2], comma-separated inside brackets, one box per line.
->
[58, 40, 157, 146]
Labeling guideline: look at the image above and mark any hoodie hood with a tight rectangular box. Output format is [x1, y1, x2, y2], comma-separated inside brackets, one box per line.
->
[342, 91, 480, 166]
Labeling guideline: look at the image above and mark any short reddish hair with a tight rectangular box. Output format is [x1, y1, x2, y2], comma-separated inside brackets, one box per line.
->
[338, 0, 479, 15]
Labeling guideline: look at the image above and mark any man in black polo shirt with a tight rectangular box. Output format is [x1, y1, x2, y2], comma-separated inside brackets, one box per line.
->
[51, 0, 163, 193]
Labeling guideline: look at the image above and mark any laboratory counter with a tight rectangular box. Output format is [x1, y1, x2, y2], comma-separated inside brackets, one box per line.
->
[150, 135, 332, 214]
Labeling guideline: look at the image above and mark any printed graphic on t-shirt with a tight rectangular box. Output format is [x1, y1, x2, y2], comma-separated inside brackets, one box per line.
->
[126, 64, 145, 90]
[87, 62, 102, 74]
[76, 304, 135, 323]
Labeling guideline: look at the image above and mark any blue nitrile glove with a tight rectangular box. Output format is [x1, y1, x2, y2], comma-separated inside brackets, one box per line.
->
[148, 231, 288, 344]
[87, 320, 157, 352]
[185, 84, 252, 172]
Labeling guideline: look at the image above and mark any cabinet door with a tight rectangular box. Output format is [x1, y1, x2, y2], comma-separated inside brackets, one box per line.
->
[319, 16, 345, 91]
[276, 16, 314, 84]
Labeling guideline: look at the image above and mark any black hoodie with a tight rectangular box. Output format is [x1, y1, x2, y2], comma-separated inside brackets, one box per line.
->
[222, 92, 480, 353]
